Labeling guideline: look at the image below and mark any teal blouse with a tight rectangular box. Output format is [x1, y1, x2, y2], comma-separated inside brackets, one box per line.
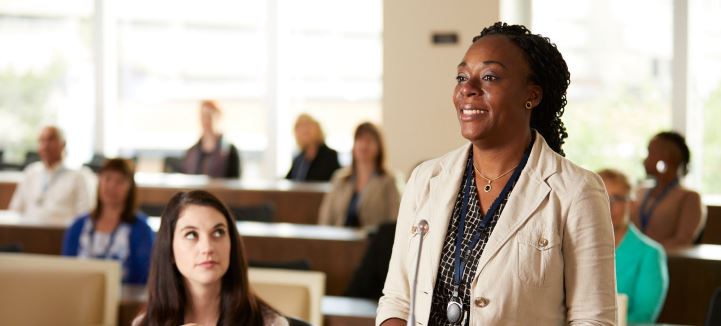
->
[616, 224, 669, 323]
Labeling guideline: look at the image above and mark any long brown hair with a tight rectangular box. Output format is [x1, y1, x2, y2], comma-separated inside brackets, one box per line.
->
[351, 122, 387, 176]
[137, 190, 274, 326]
[91, 158, 137, 223]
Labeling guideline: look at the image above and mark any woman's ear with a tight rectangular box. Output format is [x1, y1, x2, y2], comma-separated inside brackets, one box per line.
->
[526, 84, 543, 108]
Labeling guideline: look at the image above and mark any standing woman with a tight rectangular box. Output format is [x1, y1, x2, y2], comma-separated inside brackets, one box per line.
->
[286, 113, 341, 181]
[182, 100, 241, 178]
[377, 22, 616, 325]
[62, 158, 155, 285]
[631, 131, 705, 250]
[318, 122, 400, 229]
[134, 190, 288, 326]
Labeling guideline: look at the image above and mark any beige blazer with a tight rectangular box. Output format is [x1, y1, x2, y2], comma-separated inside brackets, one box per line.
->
[318, 167, 400, 228]
[377, 133, 617, 325]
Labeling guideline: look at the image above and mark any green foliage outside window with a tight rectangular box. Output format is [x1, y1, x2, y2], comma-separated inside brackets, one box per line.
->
[0, 61, 64, 163]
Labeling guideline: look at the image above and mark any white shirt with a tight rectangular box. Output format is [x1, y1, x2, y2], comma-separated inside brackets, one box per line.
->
[9, 161, 92, 223]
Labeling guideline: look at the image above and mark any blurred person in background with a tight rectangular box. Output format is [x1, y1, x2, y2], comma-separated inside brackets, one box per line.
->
[599, 168, 668, 323]
[182, 100, 241, 178]
[319, 122, 399, 229]
[285, 113, 340, 182]
[134, 190, 288, 325]
[9, 125, 91, 222]
[631, 131, 706, 250]
[62, 158, 155, 285]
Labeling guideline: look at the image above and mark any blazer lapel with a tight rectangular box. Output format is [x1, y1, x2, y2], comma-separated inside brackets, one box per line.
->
[474, 134, 557, 277]
[419, 145, 468, 291]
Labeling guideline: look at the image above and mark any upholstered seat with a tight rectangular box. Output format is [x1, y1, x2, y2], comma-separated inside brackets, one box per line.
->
[249, 267, 325, 326]
[0, 253, 120, 326]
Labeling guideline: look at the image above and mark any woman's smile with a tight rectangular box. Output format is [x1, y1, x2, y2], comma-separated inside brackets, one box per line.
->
[459, 103, 488, 121]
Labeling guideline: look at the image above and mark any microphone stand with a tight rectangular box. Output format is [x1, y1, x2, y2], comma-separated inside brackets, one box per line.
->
[408, 219, 429, 326]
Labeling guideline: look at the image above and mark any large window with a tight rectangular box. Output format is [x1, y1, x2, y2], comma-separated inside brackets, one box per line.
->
[0, 0, 381, 180]
[689, 0, 721, 197]
[531, 0, 721, 197]
[273, 0, 382, 175]
[115, 1, 269, 176]
[532, 0, 673, 186]
[111, 0, 382, 179]
[0, 0, 95, 167]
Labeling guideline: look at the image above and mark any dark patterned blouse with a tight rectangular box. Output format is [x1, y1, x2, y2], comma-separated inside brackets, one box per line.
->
[427, 150, 514, 326]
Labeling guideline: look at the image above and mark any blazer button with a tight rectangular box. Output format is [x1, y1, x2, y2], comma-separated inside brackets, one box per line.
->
[474, 297, 489, 308]
[538, 238, 549, 247]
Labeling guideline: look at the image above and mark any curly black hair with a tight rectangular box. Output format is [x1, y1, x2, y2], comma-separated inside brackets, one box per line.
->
[473, 22, 570, 156]
[654, 131, 691, 176]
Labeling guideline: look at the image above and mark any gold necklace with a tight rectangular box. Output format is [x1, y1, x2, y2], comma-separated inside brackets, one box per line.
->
[473, 163, 519, 193]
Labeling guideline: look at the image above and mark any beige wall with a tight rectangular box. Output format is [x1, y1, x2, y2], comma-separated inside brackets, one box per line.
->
[382, 0, 500, 178]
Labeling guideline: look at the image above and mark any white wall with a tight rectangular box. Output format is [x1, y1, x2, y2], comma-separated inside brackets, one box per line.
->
[382, 0, 501, 178]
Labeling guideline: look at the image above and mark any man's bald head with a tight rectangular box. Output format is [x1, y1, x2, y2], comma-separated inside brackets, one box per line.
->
[38, 125, 65, 167]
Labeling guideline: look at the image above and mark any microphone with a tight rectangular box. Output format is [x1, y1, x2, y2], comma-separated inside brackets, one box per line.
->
[408, 219, 429, 326]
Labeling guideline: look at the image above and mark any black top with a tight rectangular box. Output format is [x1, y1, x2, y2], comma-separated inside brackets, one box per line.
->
[345, 222, 397, 300]
[345, 192, 361, 227]
[285, 143, 341, 182]
[182, 136, 241, 178]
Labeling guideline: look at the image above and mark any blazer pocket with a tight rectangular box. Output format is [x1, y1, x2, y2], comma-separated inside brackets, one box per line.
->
[516, 229, 561, 288]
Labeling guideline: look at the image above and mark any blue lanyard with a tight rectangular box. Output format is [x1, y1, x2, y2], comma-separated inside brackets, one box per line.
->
[38, 167, 67, 204]
[89, 222, 121, 259]
[451, 142, 532, 289]
[639, 178, 679, 232]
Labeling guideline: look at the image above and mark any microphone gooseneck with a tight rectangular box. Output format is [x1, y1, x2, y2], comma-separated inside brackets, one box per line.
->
[408, 219, 429, 326]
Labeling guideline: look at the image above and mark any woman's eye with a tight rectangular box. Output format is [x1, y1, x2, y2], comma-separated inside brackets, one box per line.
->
[213, 229, 226, 238]
[482, 74, 498, 81]
[184, 231, 197, 240]
[455, 75, 467, 83]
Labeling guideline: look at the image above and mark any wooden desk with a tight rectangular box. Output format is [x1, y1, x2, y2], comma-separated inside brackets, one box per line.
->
[0, 212, 368, 296]
[135, 172, 330, 225]
[0, 171, 329, 225]
[119, 285, 376, 326]
[701, 205, 721, 245]
[0, 172, 21, 209]
[0, 211, 67, 254]
[658, 244, 721, 325]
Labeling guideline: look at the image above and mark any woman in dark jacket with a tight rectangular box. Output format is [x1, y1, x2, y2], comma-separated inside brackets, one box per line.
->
[286, 113, 340, 181]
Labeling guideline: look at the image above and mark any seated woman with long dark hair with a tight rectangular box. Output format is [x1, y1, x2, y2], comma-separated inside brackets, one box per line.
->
[134, 190, 288, 326]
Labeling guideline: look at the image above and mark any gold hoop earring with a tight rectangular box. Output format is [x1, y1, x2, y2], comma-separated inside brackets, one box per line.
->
[525, 101, 533, 110]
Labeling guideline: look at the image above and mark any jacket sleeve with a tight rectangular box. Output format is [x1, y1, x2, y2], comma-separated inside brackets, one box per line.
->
[8, 168, 31, 213]
[62, 217, 85, 256]
[627, 246, 668, 323]
[325, 148, 341, 180]
[376, 167, 423, 325]
[126, 218, 156, 285]
[564, 173, 618, 325]
[318, 175, 339, 225]
[318, 171, 345, 225]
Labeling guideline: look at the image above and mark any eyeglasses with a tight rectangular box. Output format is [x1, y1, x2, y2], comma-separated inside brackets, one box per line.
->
[609, 195, 631, 204]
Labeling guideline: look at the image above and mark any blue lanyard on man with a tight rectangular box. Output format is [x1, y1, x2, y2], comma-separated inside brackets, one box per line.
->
[37, 166, 67, 205]
[639, 178, 679, 232]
